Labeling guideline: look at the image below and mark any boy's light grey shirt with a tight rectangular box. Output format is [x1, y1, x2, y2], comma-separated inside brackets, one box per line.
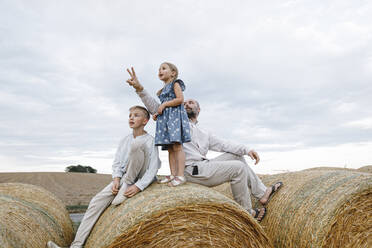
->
[112, 133, 161, 190]
[137, 90, 250, 165]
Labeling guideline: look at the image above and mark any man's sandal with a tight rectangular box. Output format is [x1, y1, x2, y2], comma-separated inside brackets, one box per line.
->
[253, 207, 267, 222]
[262, 181, 283, 205]
[159, 175, 174, 184]
[168, 176, 186, 187]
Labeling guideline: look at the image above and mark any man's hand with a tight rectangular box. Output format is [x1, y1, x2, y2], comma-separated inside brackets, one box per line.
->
[153, 113, 158, 121]
[157, 103, 166, 115]
[248, 150, 260, 165]
[111, 177, 120, 195]
[126, 67, 144, 92]
[124, 185, 141, 198]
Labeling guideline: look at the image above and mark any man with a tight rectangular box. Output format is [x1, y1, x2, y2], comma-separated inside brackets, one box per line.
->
[126, 68, 282, 221]
[47, 106, 161, 248]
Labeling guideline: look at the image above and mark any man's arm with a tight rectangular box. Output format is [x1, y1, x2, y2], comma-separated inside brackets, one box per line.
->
[126, 67, 160, 114]
[136, 89, 161, 115]
[209, 133, 260, 164]
[134, 141, 161, 191]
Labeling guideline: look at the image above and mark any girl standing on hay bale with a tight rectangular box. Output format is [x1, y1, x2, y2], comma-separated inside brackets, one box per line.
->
[127, 63, 191, 187]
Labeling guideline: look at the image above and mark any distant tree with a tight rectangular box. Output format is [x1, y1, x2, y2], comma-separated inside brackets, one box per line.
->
[65, 164, 97, 173]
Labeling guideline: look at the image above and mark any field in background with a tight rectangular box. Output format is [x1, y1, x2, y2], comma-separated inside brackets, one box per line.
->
[0, 172, 111, 211]
[0, 166, 370, 212]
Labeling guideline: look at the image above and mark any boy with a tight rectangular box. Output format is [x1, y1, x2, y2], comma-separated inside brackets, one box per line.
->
[47, 106, 161, 248]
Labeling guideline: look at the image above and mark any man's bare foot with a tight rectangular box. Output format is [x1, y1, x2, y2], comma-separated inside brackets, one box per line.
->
[251, 207, 267, 222]
[259, 182, 283, 205]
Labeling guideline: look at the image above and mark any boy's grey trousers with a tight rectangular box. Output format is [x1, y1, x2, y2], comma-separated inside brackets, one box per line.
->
[69, 144, 148, 248]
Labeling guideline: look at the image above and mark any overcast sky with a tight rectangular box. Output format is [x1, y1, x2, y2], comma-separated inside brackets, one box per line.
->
[1, 0, 371, 175]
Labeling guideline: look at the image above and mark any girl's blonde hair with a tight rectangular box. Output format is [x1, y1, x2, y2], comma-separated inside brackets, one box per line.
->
[157, 62, 179, 96]
[163, 62, 178, 80]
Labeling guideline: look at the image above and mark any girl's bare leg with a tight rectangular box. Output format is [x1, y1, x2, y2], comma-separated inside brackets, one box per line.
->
[168, 146, 177, 176]
[172, 143, 185, 176]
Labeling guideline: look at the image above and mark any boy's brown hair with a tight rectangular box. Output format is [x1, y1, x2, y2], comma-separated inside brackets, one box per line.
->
[129, 106, 150, 120]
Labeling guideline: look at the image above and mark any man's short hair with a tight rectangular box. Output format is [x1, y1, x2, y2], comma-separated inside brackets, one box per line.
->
[193, 99, 200, 110]
[129, 105, 150, 120]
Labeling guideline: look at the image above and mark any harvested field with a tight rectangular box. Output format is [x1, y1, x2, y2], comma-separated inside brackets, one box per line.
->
[0, 183, 74, 247]
[357, 165, 372, 173]
[0, 172, 111, 207]
[303, 166, 356, 172]
[85, 182, 273, 248]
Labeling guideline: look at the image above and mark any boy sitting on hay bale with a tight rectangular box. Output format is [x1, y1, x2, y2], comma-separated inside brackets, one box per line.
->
[48, 105, 161, 248]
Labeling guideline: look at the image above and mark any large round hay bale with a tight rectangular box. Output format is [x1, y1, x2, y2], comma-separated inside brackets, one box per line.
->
[85, 183, 273, 248]
[0, 183, 74, 248]
[212, 170, 372, 247]
[260, 170, 371, 247]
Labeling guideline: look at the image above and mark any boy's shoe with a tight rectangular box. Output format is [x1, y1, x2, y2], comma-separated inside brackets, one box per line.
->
[159, 175, 174, 184]
[111, 183, 128, 206]
[168, 176, 186, 187]
[47, 241, 62, 248]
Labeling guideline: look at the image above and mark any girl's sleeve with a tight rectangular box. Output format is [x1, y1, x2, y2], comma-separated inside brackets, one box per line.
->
[174, 79, 186, 91]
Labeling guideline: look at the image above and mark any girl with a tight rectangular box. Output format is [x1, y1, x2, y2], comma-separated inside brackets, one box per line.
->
[126, 62, 191, 186]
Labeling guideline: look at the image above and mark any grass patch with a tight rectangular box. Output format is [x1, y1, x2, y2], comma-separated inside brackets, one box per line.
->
[66, 205, 88, 213]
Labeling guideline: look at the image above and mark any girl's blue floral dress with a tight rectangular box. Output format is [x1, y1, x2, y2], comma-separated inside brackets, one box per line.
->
[155, 79, 191, 148]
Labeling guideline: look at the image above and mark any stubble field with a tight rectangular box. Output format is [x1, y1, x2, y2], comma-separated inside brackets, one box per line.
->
[0, 172, 111, 208]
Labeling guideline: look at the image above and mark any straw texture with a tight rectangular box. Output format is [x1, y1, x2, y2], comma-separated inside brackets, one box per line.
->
[214, 169, 372, 247]
[85, 182, 273, 248]
[0, 183, 74, 248]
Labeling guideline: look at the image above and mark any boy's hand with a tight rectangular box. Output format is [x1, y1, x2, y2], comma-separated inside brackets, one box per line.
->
[153, 114, 158, 121]
[124, 185, 141, 197]
[157, 103, 166, 115]
[248, 150, 260, 165]
[111, 178, 121, 195]
[126, 67, 143, 92]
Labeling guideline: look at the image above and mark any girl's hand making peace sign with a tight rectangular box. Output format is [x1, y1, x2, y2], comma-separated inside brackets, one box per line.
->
[126, 67, 144, 92]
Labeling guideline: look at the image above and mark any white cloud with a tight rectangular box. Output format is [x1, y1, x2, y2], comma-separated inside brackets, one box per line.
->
[344, 118, 372, 130]
[1, 0, 371, 173]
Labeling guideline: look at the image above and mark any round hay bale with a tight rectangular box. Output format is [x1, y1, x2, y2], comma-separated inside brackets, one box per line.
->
[85, 183, 273, 248]
[257, 170, 371, 248]
[212, 170, 372, 247]
[0, 183, 74, 248]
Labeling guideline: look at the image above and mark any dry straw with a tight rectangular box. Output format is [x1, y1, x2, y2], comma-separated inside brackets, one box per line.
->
[0, 183, 74, 248]
[85, 182, 273, 248]
[213, 169, 372, 248]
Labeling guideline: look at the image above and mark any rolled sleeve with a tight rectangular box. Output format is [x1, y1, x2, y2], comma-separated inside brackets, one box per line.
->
[136, 89, 161, 115]
[208, 133, 250, 156]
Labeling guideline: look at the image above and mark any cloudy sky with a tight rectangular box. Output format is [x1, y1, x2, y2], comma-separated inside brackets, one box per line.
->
[1, 0, 371, 175]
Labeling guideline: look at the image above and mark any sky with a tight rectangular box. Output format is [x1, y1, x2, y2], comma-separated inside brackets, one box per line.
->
[0, 0, 371, 175]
